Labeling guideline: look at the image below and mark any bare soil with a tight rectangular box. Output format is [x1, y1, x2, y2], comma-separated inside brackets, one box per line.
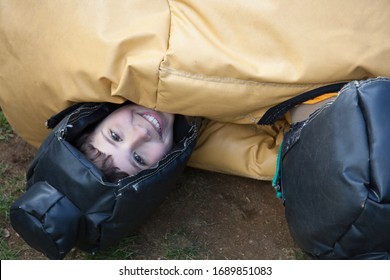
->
[1, 135, 303, 260]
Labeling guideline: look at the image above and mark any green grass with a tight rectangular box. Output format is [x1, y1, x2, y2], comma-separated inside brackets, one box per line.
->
[0, 112, 23, 259]
[0, 164, 25, 260]
[81, 236, 142, 260]
[292, 249, 311, 260]
[97, 237, 140, 259]
[0, 164, 25, 226]
[68, 227, 205, 260]
[0, 237, 20, 259]
[68, 228, 204, 260]
[0, 111, 14, 141]
[0, 163, 26, 259]
[162, 228, 202, 260]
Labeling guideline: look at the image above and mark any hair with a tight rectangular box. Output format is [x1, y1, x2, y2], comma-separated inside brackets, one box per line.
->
[75, 132, 129, 182]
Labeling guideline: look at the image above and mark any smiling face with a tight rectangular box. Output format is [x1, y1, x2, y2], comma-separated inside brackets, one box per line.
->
[90, 104, 175, 176]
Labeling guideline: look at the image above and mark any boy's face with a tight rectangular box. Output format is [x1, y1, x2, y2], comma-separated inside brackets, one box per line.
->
[90, 104, 175, 176]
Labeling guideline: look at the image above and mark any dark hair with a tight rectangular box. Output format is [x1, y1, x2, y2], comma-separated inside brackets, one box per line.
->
[75, 132, 129, 182]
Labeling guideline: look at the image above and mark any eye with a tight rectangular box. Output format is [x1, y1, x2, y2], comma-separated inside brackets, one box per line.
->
[133, 152, 146, 167]
[110, 130, 122, 142]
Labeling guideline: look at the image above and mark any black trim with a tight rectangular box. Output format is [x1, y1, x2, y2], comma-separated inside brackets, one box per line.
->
[46, 103, 86, 129]
[258, 82, 347, 125]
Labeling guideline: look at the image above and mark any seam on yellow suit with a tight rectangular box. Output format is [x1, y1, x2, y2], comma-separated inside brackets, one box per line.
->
[155, 0, 173, 111]
[159, 66, 341, 88]
[164, 0, 173, 55]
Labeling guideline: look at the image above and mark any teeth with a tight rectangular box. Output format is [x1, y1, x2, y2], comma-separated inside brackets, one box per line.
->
[142, 114, 162, 135]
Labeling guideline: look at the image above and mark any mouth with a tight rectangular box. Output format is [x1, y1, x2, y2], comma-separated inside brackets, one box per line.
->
[139, 112, 163, 137]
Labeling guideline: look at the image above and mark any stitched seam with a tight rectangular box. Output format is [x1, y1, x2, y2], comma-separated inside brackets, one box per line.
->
[156, 0, 174, 109]
[160, 66, 345, 88]
[165, 0, 173, 53]
[357, 76, 390, 89]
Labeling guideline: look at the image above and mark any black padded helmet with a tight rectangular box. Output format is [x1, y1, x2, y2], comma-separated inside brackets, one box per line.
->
[10, 102, 198, 259]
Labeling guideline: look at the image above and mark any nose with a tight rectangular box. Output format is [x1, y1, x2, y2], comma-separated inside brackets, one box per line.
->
[130, 125, 151, 144]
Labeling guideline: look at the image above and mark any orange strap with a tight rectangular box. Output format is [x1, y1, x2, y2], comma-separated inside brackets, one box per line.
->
[303, 93, 338, 105]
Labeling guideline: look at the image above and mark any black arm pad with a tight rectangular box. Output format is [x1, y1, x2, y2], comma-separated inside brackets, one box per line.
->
[11, 181, 82, 259]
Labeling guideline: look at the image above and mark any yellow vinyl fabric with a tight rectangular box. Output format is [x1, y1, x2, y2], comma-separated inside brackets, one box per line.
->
[1, 0, 390, 180]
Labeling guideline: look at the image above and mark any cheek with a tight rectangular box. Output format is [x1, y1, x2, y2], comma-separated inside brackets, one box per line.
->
[148, 144, 171, 164]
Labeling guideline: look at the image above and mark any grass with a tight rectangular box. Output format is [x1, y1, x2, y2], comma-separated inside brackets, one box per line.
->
[80, 236, 142, 260]
[0, 111, 33, 259]
[293, 249, 311, 260]
[162, 228, 203, 260]
[71, 228, 204, 260]
[0, 238, 20, 259]
[0, 110, 14, 141]
[0, 163, 26, 260]
[0, 165, 16, 225]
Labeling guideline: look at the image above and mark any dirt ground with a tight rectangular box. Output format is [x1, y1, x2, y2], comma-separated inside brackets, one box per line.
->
[1, 134, 303, 260]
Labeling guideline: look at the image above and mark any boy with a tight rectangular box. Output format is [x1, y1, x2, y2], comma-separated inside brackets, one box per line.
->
[75, 103, 175, 181]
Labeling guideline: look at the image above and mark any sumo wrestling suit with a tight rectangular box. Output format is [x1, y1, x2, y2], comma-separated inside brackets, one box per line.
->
[1, 0, 390, 259]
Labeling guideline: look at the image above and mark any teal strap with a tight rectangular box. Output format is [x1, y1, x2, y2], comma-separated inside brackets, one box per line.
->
[272, 140, 283, 199]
